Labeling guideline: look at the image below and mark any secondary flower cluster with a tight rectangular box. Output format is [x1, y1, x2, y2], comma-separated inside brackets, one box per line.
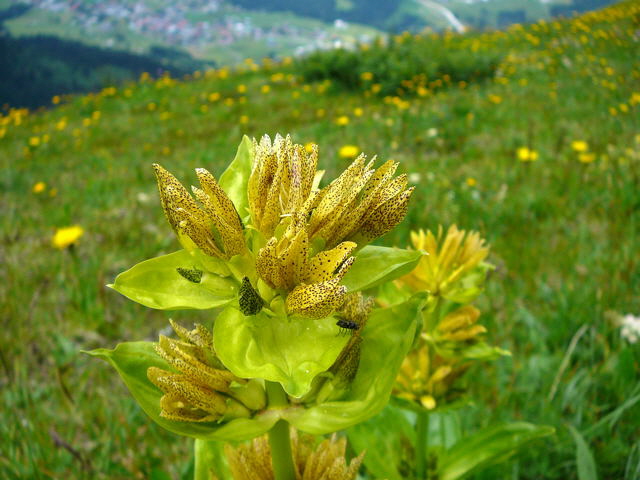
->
[393, 225, 505, 411]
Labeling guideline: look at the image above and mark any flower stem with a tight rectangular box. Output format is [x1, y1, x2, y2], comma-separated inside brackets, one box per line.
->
[416, 410, 430, 480]
[194, 439, 227, 480]
[266, 381, 296, 480]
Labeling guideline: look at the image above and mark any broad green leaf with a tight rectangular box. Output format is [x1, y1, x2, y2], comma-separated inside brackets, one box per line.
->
[213, 307, 349, 398]
[342, 246, 423, 292]
[439, 422, 555, 480]
[347, 403, 416, 480]
[219, 135, 253, 221]
[285, 294, 426, 434]
[109, 249, 237, 310]
[568, 425, 598, 480]
[86, 342, 279, 441]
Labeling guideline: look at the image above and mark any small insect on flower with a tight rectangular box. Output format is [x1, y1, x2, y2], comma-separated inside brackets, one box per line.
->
[336, 317, 360, 335]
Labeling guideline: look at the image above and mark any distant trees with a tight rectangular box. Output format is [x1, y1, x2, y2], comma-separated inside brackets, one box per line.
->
[0, 33, 204, 109]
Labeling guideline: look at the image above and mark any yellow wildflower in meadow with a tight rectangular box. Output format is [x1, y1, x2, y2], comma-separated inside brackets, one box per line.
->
[52, 226, 84, 249]
[571, 140, 589, 152]
[32, 182, 46, 194]
[338, 145, 360, 159]
[517, 147, 539, 162]
[578, 152, 596, 163]
[335, 115, 350, 126]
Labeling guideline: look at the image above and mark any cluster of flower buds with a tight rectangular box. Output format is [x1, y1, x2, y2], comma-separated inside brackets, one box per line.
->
[221, 430, 364, 480]
[153, 164, 245, 259]
[394, 335, 470, 410]
[147, 320, 266, 422]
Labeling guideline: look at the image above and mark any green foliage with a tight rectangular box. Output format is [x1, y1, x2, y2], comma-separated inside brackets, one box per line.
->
[110, 249, 237, 310]
[568, 425, 599, 480]
[438, 423, 556, 480]
[1, 2, 639, 478]
[212, 307, 350, 398]
[341, 246, 423, 292]
[297, 33, 501, 97]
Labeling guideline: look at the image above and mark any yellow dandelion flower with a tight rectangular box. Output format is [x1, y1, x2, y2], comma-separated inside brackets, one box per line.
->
[465, 177, 477, 187]
[578, 152, 596, 163]
[237, 84, 247, 94]
[261, 84, 270, 94]
[338, 145, 359, 159]
[29, 136, 40, 147]
[517, 147, 538, 162]
[571, 140, 589, 152]
[360, 71, 373, 81]
[335, 115, 350, 126]
[52, 95, 61, 104]
[52, 225, 84, 249]
[488, 94, 502, 104]
[32, 181, 46, 194]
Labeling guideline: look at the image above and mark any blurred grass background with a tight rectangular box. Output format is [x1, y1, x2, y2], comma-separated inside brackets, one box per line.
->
[1, 1, 639, 478]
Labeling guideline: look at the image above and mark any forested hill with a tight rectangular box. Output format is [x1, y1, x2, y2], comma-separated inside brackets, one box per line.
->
[0, 33, 205, 109]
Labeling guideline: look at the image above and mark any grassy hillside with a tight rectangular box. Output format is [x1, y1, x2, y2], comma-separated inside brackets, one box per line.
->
[1, 1, 639, 479]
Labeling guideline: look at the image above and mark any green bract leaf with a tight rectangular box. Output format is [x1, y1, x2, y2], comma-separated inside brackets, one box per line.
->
[346, 404, 416, 480]
[109, 249, 237, 310]
[213, 307, 349, 398]
[219, 135, 253, 221]
[285, 293, 426, 434]
[86, 342, 279, 441]
[461, 341, 511, 361]
[342, 246, 423, 292]
[439, 422, 555, 480]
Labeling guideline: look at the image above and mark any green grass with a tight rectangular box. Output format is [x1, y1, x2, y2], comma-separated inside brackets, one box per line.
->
[1, 1, 639, 478]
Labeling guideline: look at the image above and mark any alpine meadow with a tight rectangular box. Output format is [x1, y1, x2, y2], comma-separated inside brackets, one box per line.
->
[1, 2, 639, 479]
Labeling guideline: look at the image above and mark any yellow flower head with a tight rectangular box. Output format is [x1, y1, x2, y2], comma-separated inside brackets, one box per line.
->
[153, 164, 245, 259]
[32, 181, 46, 194]
[52, 225, 84, 249]
[517, 147, 539, 162]
[147, 320, 263, 423]
[571, 140, 589, 152]
[399, 225, 489, 299]
[338, 145, 359, 159]
[154, 134, 413, 319]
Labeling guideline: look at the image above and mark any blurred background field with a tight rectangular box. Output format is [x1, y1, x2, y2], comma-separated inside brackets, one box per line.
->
[1, 1, 640, 479]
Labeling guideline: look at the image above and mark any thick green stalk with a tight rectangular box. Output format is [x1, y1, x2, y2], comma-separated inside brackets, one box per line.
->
[415, 410, 430, 480]
[194, 439, 228, 480]
[266, 381, 296, 480]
